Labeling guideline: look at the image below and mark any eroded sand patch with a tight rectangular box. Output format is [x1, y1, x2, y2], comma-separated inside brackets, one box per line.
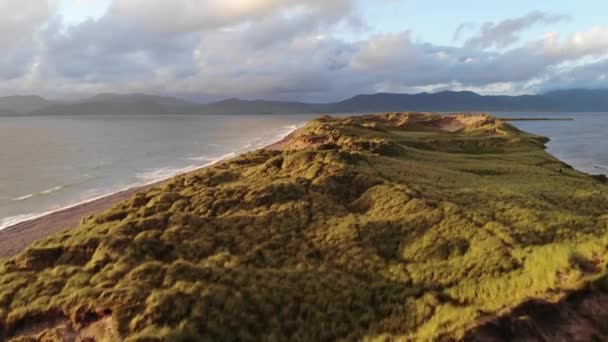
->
[437, 114, 490, 132]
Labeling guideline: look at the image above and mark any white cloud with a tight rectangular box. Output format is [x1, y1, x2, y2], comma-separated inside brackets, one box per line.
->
[109, 0, 356, 34]
[1, 2, 608, 100]
[540, 26, 608, 59]
[350, 31, 415, 70]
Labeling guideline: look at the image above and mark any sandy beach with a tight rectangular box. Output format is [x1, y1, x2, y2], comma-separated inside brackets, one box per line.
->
[0, 183, 161, 259]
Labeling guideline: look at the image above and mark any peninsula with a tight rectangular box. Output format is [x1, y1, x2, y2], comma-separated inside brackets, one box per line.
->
[1, 113, 608, 341]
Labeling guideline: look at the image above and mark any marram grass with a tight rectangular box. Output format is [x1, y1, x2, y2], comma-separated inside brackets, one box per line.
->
[2, 113, 608, 341]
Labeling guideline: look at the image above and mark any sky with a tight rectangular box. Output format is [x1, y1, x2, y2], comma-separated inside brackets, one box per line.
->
[1, 0, 608, 102]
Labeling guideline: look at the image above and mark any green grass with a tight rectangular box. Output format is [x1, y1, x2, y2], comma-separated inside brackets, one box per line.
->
[2, 113, 608, 341]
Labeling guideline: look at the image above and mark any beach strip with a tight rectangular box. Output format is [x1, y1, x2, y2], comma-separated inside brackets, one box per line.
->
[0, 183, 163, 259]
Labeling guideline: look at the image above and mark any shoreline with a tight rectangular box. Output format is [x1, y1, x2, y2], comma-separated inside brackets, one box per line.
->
[0, 125, 301, 259]
[0, 182, 163, 259]
[501, 117, 574, 121]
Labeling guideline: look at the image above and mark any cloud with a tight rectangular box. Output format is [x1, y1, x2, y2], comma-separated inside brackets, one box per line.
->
[0, 0, 54, 48]
[453, 23, 475, 42]
[349, 32, 547, 88]
[542, 57, 608, 90]
[344, 22, 608, 97]
[0, 0, 55, 79]
[540, 26, 608, 59]
[0, 2, 607, 101]
[464, 11, 567, 49]
[39, 16, 199, 81]
[109, 0, 356, 34]
[7, 0, 361, 100]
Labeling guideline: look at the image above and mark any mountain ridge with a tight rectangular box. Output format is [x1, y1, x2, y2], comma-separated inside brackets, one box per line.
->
[2, 89, 608, 115]
[0, 95, 56, 114]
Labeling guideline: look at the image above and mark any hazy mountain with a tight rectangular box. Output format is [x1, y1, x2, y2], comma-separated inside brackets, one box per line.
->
[30, 95, 319, 116]
[34, 93, 197, 116]
[195, 98, 320, 115]
[541, 89, 608, 111]
[0, 108, 19, 116]
[80, 93, 195, 107]
[327, 89, 608, 112]
[10, 88, 608, 116]
[327, 91, 562, 112]
[0, 95, 56, 114]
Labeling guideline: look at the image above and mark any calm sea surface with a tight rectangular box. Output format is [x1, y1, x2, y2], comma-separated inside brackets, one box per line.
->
[0, 112, 606, 229]
[493, 112, 608, 174]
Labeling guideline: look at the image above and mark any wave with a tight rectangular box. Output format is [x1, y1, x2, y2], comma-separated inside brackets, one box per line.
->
[281, 124, 299, 135]
[137, 152, 237, 184]
[12, 194, 34, 201]
[133, 123, 303, 185]
[0, 123, 302, 231]
[188, 155, 214, 162]
[0, 188, 122, 231]
[1, 153, 238, 231]
[11, 185, 65, 201]
[0, 213, 46, 230]
[41, 186, 64, 194]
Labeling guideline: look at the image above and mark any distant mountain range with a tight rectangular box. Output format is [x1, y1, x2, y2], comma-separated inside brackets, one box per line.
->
[0, 95, 56, 114]
[1, 89, 608, 116]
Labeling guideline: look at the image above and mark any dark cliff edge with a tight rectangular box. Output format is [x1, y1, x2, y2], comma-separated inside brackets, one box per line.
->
[458, 277, 608, 341]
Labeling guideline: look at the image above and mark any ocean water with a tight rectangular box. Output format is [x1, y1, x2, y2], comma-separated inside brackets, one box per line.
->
[0, 112, 606, 230]
[493, 112, 608, 174]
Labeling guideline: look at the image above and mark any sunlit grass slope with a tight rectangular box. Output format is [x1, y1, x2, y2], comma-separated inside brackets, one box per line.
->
[2, 113, 608, 341]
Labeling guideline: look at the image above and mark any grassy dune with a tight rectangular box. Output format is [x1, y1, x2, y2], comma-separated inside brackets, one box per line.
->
[2, 113, 608, 341]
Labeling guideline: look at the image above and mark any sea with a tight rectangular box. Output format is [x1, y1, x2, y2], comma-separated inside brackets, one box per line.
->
[0, 112, 606, 230]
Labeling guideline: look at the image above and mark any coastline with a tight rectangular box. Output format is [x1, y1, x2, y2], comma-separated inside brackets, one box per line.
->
[0, 183, 161, 259]
[0, 125, 301, 259]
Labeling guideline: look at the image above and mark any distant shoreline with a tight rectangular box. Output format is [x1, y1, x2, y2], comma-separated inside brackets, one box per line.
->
[502, 117, 574, 121]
